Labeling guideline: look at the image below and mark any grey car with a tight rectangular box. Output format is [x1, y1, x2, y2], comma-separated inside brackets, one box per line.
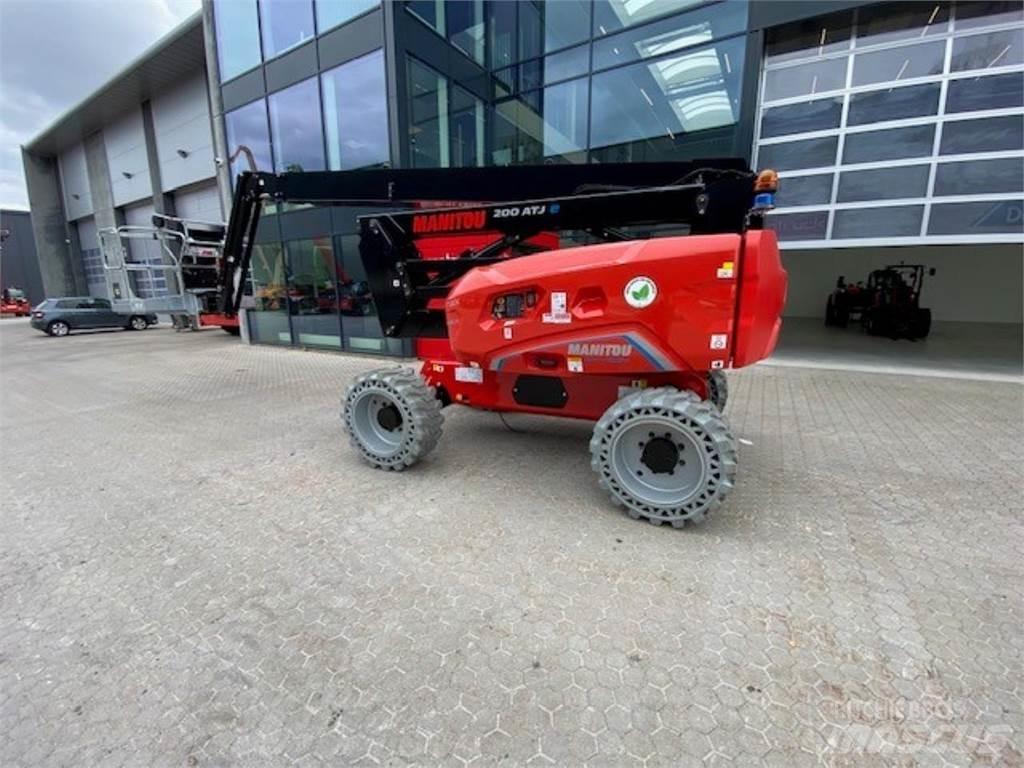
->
[30, 297, 158, 337]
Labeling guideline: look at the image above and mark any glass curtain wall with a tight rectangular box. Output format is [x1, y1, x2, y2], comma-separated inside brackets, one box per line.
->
[755, 1, 1024, 245]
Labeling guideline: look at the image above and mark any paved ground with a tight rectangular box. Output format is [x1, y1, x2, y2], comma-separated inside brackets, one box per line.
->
[1, 319, 1021, 767]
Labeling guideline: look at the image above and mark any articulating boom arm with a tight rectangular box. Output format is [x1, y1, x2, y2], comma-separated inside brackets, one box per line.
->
[216, 160, 753, 317]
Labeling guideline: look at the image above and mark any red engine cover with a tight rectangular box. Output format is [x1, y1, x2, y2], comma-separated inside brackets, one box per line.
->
[444, 231, 785, 377]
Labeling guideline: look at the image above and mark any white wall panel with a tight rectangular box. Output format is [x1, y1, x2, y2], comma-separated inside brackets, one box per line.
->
[151, 72, 216, 192]
[59, 143, 92, 220]
[104, 108, 152, 206]
[173, 181, 222, 222]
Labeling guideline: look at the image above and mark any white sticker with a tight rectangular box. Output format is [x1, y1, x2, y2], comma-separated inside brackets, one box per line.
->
[567, 356, 584, 373]
[455, 366, 484, 383]
[716, 267, 734, 279]
[624, 276, 657, 309]
[542, 291, 571, 324]
[710, 334, 728, 350]
[503, 326, 513, 339]
[711, 359, 725, 370]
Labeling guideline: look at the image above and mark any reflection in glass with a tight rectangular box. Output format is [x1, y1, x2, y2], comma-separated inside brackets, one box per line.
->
[448, 0, 484, 63]
[545, 45, 589, 85]
[249, 241, 291, 345]
[259, 0, 315, 58]
[491, 99, 542, 165]
[489, 1, 516, 68]
[225, 98, 273, 183]
[286, 237, 341, 348]
[316, 0, 378, 34]
[450, 86, 484, 167]
[847, 83, 940, 125]
[765, 210, 829, 240]
[593, 0, 704, 37]
[954, 0, 1023, 30]
[590, 37, 745, 151]
[594, 1, 747, 70]
[843, 125, 935, 164]
[322, 50, 390, 170]
[951, 28, 1024, 72]
[837, 166, 931, 202]
[946, 72, 1024, 112]
[928, 200, 1024, 234]
[336, 234, 401, 353]
[833, 206, 924, 238]
[940, 115, 1024, 154]
[763, 58, 846, 101]
[544, 78, 589, 161]
[774, 174, 833, 207]
[268, 78, 325, 172]
[214, 0, 262, 81]
[406, 0, 444, 33]
[543, 0, 591, 52]
[856, 2, 950, 45]
[765, 9, 853, 64]
[934, 159, 1024, 195]
[408, 58, 448, 167]
[852, 40, 945, 86]
[757, 136, 838, 172]
[760, 98, 842, 138]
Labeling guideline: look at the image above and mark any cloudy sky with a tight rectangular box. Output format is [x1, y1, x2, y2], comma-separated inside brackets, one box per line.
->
[0, 0, 200, 209]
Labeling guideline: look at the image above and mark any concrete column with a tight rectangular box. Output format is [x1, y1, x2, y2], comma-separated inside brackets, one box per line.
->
[201, 0, 233, 217]
[84, 131, 117, 232]
[141, 100, 175, 217]
[20, 149, 84, 297]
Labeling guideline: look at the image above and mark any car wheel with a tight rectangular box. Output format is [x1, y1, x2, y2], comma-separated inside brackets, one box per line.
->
[47, 320, 70, 337]
[129, 315, 149, 331]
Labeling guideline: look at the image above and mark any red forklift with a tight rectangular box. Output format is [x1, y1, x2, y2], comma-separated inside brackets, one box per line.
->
[217, 162, 786, 528]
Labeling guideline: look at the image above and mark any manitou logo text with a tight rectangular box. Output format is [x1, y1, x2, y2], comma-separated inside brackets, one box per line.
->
[412, 210, 486, 234]
[567, 342, 632, 357]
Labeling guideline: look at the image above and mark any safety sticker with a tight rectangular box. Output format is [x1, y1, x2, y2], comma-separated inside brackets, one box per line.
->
[455, 366, 484, 383]
[716, 261, 735, 279]
[711, 359, 725, 370]
[503, 325, 513, 340]
[710, 334, 728, 350]
[542, 291, 571, 324]
[567, 356, 584, 373]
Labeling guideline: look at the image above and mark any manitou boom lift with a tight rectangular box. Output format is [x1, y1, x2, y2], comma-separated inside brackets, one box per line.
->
[219, 162, 786, 528]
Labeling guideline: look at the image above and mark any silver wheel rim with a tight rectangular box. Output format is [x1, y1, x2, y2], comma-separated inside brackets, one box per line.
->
[609, 416, 707, 508]
[52, 323, 68, 336]
[349, 389, 409, 458]
[132, 317, 147, 330]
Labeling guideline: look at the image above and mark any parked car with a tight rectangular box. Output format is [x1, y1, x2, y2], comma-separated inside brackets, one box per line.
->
[30, 297, 158, 337]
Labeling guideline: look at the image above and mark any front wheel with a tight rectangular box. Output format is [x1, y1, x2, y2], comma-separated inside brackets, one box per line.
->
[47, 320, 70, 337]
[590, 388, 737, 528]
[343, 367, 444, 471]
[706, 370, 728, 412]
[128, 315, 149, 331]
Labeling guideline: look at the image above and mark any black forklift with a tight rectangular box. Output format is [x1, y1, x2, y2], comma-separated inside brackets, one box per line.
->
[826, 263, 935, 340]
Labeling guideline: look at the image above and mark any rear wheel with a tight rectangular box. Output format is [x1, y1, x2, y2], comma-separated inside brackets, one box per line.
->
[47, 320, 70, 337]
[343, 367, 444, 471]
[590, 388, 737, 528]
[912, 308, 932, 339]
[128, 315, 149, 331]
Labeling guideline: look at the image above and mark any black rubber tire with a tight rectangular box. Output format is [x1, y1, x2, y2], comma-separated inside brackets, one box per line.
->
[343, 367, 444, 471]
[222, 326, 241, 336]
[590, 387, 738, 528]
[706, 370, 728, 412]
[128, 315, 149, 331]
[47, 320, 70, 337]
[912, 308, 932, 339]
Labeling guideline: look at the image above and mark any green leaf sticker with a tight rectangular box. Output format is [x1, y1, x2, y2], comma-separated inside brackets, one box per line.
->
[631, 284, 650, 301]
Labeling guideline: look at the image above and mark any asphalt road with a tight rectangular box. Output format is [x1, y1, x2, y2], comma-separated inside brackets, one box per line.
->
[1, 319, 1021, 766]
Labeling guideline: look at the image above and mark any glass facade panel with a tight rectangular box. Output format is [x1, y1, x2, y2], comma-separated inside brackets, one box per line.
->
[321, 50, 389, 170]
[940, 115, 1024, 154]
[856, 2, 950, 45]
[259, 0, 315, 58]
[316, 0, 378, 34]
[406, 0, 444, 34]
[954, 0, 1023, 30]
[225, 99, 273, 183]
[774, 174, 834, 207]
[833, 206, 925, 238]
[851, 41, 946, 86]
[214, 0, 262, 81]
[543, 78, 589, 161]
[763, 58, 846, 102]
[590, 36, 745, 151]
[492, 98, 542, 165]
[286, 237, 341, 348]
[544, 45, 590, 85]
[951, 28, 1024, 71]
[934, 158, 1024, 195]
[593, 1, 747, 71]
[335, 233, 402, 353]
[766, 210, 830, 241]
[928, 200, 1023, 234]
[448, 0, 484, 64]
[489, 1, 516, 69]
[847, 83, 940, 126]
[765, 9, 852, 64]
[946, 72, 1024, 113]
[843, 125, 935, 165]
[407, 58, 448, 167]
[760, 98, 842, 138]
[449, 86, 484, 167]
[757, 137, 838, 172]
[592, 0, 705, 37]
[249, 242, 292, 345]
[268, 78, 325, 172]
[837, 165, 931, 202]
[543, 0, 590, 52]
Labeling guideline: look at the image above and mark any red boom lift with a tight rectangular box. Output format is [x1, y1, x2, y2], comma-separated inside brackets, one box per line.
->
[218, 162, 786, 528]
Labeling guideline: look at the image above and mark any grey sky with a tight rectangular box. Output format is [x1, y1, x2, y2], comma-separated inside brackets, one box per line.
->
[0, 0, 200, 209]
